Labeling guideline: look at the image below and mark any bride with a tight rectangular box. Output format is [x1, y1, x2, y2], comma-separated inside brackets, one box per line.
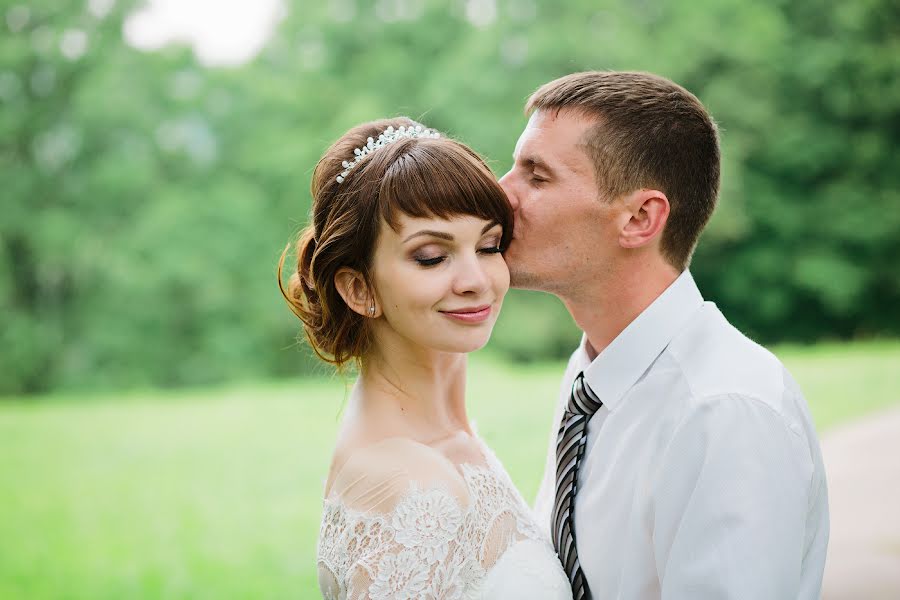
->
[279, 117, 573, 599]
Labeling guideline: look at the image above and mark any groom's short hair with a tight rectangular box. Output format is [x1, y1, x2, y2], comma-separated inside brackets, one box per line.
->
[526, 71, 720, 271]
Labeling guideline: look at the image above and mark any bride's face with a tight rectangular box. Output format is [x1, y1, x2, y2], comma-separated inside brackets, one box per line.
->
[369, 214, 509, 354]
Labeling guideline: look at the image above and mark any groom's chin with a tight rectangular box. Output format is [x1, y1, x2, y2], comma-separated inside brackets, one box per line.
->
[506, 261, 536, 290]
[503, 241, 539, 290]
[507, 257, 552, 292]
[504, 245, 531, 289]
[509, 272, 542, 291]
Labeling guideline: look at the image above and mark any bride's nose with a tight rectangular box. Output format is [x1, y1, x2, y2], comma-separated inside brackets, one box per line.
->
[452, 253, 491, 296]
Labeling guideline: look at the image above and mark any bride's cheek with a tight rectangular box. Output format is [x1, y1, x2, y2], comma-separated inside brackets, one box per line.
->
[493, 261, 511, 293]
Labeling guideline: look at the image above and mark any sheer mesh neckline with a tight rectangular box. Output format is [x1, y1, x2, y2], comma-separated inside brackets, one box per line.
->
[316, 431, 568, 600]
[323, 430, 495, 509]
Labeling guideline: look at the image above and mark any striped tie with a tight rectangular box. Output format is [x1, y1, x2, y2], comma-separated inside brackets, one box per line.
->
[552, 372, 603, 600]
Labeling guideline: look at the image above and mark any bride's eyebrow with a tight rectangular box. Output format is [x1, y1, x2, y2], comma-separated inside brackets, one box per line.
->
[403, 222, 500, 243]
[403, 230, 454, 242]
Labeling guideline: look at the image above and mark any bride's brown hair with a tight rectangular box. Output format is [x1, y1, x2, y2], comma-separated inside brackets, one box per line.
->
[278, 117, 513, 367]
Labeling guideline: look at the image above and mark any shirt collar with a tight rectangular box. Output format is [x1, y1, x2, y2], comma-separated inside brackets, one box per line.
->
[581, 270, 704, 411]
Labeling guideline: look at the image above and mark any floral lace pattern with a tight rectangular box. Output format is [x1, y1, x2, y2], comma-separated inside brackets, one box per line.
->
[317, 441, 570, 600]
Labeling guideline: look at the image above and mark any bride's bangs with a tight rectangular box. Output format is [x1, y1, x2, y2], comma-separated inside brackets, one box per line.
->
[377, 139, 514, 250]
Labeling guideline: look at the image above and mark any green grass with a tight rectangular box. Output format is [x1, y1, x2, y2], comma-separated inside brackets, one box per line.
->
[1, 342, 898, 599]
[773, 340, 900, 431]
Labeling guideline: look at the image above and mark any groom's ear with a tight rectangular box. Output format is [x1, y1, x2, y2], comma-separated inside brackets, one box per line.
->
[618, 188, 670, 250]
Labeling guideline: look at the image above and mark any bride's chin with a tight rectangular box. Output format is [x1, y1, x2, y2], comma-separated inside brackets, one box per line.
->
[431, 335, 493, 355]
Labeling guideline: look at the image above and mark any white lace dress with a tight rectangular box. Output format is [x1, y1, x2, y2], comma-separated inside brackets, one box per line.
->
[317, 436, 573, 600]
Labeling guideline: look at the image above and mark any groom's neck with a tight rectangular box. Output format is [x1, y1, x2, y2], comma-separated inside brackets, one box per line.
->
[563, 258, 679, 357]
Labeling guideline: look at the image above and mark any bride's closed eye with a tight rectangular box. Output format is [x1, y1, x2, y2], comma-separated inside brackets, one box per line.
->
[411, 236, 503, 268]
[414, 254, 446, 267]
[410, 242, 446, 267]
[479, 234, 503, 256]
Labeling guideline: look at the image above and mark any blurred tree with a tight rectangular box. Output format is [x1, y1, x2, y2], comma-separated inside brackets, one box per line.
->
[692, 0, 900, 341]
[1, 0, 897, 395]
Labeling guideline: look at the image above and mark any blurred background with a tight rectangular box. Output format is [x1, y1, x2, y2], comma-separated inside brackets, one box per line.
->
[1, 0, 898, 598]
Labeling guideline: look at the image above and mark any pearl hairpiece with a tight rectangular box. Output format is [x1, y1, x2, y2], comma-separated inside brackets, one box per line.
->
[336, 124, 440, 184]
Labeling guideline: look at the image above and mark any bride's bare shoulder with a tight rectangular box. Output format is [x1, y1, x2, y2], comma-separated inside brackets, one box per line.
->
[324, 433, 470, 513]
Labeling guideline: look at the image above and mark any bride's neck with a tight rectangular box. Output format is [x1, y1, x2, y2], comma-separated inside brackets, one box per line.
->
[351, 337, 471, 440]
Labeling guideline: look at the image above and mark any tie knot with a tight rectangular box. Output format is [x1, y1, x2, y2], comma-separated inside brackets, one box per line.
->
[567, 372, 603, 416]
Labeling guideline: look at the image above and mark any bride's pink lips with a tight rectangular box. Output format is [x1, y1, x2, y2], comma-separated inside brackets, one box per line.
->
[440, 305, 492, 324]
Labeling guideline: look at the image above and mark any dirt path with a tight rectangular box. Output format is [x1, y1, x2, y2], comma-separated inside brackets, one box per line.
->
[822, 406, 900, 599]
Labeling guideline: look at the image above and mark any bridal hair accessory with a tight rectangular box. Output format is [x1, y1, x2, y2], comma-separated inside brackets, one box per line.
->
[336, 124, 440, 184]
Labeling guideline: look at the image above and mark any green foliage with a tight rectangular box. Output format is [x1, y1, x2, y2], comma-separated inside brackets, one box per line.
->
[1, 0, 898, 394]
[691, 0, 900, 342]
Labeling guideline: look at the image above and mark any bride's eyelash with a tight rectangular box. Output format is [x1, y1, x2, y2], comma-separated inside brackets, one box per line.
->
[415, 256, 445, 267]
[413, 240, 503, 267]
[414, 245, 501, 267]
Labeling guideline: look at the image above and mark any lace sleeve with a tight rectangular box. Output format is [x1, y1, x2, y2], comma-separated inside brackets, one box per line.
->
[317, 439, 483, 600]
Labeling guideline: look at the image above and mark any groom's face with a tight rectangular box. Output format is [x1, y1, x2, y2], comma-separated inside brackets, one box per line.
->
[499, 109, 618, 294]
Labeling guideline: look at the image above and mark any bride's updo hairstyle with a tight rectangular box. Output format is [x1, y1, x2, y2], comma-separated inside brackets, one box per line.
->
[278, 117, 513, 367]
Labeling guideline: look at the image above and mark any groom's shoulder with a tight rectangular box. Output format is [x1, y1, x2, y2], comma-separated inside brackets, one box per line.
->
[667, 303, 797, 412]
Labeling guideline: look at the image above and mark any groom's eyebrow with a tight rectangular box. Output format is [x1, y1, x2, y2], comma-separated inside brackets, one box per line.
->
[522, 155, 554, 175]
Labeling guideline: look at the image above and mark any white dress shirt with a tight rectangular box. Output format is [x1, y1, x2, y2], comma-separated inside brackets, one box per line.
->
[534, 270, 829, 599]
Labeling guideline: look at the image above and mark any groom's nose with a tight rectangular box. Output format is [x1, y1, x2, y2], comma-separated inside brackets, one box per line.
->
[498, 171, 520, 211]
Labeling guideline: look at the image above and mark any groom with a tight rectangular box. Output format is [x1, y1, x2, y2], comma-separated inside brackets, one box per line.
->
[499, 71, 829, 599]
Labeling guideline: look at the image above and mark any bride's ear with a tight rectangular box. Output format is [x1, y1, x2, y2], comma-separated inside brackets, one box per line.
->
[334, 268, 379, 318]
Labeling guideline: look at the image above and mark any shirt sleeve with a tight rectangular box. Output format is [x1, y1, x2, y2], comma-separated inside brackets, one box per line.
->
[652, 393, 815, 599]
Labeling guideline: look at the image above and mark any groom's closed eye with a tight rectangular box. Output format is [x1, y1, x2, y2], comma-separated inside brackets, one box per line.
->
[522, 156, 554, 179]
[529, 168, 550, 185]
